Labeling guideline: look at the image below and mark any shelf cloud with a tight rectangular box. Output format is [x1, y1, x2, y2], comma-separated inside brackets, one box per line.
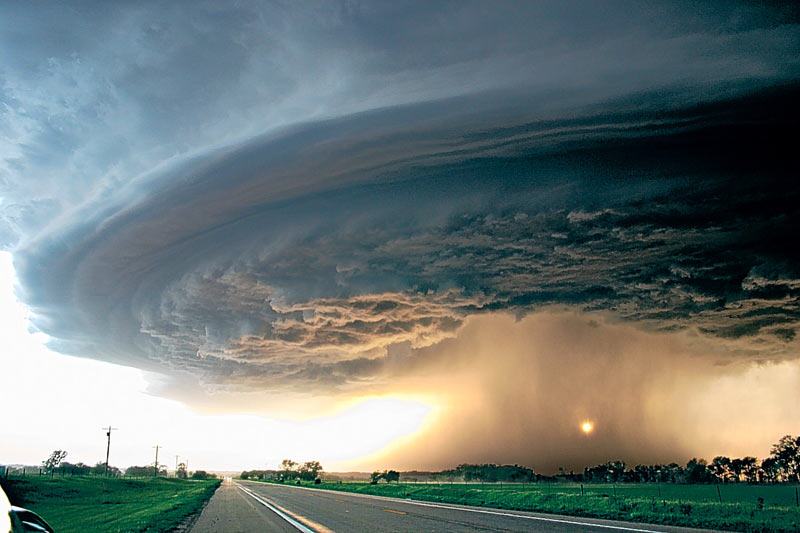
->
[2, 0, 799, 415]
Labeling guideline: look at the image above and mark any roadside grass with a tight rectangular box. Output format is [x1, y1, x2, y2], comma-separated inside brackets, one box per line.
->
[1, 476, 220, 533]
[254, 480, 800, 532]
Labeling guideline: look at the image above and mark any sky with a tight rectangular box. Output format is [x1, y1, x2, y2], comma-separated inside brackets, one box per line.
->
[1, 1, 800, 473]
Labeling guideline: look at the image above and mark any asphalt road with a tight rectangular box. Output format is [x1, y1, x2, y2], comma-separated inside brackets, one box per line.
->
[191, 479, 718, 532]
[190, 479, 297, 533]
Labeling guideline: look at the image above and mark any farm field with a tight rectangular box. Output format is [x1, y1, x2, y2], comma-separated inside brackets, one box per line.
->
[256, 480, 800, 532]
[1, 475, 220, 533]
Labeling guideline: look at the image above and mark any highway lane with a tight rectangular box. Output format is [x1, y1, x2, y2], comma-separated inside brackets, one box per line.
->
[232, 480, 716, 532]
[190, 478, 298, 533]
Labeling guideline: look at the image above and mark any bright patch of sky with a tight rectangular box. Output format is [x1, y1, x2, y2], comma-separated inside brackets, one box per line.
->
[0, 252, 433, 471]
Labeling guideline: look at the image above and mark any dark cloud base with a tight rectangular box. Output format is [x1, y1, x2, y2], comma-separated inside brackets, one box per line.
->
[14, 83, 800, 389]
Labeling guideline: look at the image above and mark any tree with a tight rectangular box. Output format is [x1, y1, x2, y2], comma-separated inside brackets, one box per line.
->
[584, 461, 626, 482]
[730, 457, 757, 483]
[280, 459, 298, 480]
[298, 461, 323, 482]
[191, 470, 215, 480]
[684, 458, 712, 483]
[443, 464, 535, 483]
[709, 456, 732, 482]
[740, 457, 759, 483]
[770, 435, 800, 482]
[632, 464, 652, 483]
[760, 457, 781, 483]
[42, 450, 68, 474]
[58, 462, 91, 475]
[90, 462, 120, 477]
[605, 461, 626, 482]
[176, 462, 188, 479]
[126, 465, 155, 477]
[240, 470, 280, 481]
[370, 469, 400, 484]
[662, 463, 683, 483]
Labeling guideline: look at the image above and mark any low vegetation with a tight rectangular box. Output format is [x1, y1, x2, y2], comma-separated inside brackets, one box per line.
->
[239, 435, 800, 532]
[267, 480, 800, 532]
[0, 475, 219, 533]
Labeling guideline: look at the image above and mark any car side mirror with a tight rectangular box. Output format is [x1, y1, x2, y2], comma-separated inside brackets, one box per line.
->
[9, 509, 54, 533]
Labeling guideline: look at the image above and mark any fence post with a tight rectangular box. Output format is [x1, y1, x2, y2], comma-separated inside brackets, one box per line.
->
[795, 486, 798, 507]
[580, 483, 584, 497]
[716, 484, 722, 503]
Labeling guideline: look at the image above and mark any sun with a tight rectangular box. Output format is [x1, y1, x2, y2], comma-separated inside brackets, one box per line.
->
[580, 420, 594, 435]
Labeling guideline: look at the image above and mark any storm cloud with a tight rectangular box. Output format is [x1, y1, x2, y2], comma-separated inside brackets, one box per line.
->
[3, 1, 800, 398]
[371, 311, 800, 472]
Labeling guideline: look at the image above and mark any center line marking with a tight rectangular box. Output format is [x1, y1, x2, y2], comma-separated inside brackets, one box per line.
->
[383, 509, 407, 515]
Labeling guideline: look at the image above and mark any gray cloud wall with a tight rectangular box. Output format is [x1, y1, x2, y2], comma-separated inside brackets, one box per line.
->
[2, 1, 799, 393]
[11, 84, 800, 389]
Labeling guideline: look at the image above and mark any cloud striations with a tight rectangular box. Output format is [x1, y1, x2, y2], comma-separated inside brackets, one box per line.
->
[2, 1, 799, 399]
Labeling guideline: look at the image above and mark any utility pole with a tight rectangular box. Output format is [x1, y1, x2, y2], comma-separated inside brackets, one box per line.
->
[102, 426, 118, 476]
[175, 455, 180, 472]
[153, 445, 160, 477]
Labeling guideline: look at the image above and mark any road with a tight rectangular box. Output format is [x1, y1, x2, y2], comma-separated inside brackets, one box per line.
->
[191, 479, 718, 532]
[190, 479, 297, 532]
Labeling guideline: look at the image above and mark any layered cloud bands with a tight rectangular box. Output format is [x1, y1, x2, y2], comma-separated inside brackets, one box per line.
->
[12, 85, 800, 392]
[3, 2, 800, 398]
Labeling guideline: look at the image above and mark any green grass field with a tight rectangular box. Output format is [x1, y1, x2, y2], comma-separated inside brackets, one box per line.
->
[1, 476, 220, 533]
[265, 480, 800, 532]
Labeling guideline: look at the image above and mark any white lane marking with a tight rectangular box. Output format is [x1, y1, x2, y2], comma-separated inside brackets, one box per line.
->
[237, 483, 316, 533]
[240, 481, 673, 533]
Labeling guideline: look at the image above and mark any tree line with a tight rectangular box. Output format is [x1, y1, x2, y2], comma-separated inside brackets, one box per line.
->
[582, 435, 800, 484]
[439, 464, 536, 483]
[237, 435, 800, 485]
[370, 470, 400, 483]
[241, 459, 324, 483]
[38, 450, 214, 479]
